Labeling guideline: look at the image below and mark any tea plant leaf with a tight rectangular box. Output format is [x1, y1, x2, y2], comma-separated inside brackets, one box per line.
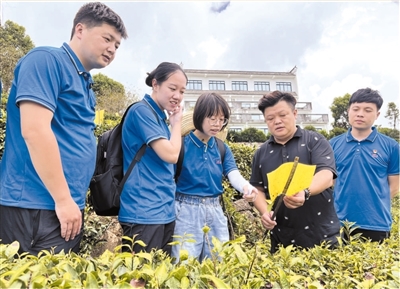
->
[233, 244, 248, 264]
[85, 271, 99, 288]
[169, 266, 188, 280]
[134, 252, 152, 262]
[180, 276, 190, 288]
[200, 274, 229, 288]
[278, 267, 290, 288]
[154, 262, 168, 285]
[5, 241, 19, 258]
[7, 261, 32, 285]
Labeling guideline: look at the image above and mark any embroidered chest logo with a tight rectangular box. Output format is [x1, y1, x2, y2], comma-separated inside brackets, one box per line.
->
[372, 149, 378, 158]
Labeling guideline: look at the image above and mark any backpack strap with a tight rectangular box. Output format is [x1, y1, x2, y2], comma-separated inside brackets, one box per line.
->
[174, 136, 186, 183]
[215, 137, 226, 164]
[175, 136, 226, 183]
[118, 100, 158, 192]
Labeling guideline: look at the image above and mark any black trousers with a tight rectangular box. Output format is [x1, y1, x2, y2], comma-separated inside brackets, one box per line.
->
[343, 228, 390, 243]
[120, 221, 175, 255]
[0, 205, 83, 256]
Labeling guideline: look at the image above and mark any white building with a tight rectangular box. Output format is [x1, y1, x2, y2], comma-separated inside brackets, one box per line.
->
[183, 67, 329, 133]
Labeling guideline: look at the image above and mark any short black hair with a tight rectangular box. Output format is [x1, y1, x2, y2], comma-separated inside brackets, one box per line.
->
[145, 62, 187, 87]
[71, 2, 127, 40]
[349, 88, 383, 110]
[258, 90, 297, 114]
[193, 92, 231, 133]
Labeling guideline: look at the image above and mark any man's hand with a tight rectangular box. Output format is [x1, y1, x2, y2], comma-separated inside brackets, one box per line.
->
[261, 211, 277, 230]
[55, 198, 82, 241]
[283, 190, 306, 209]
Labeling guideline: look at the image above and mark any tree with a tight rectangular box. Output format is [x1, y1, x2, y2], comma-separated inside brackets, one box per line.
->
[239, 127, 267, 143]
[318, 129, 329, 139]
[330, 93, 351, 129]
[227, 130, 241, 142]
[328, 127, 347, 139]
[92, 73, 138, 115]
[0, 20, 35, 93]
[385, 102, 399, 130]
[303, 125, 329, 139]
[303, 125, 317, 131]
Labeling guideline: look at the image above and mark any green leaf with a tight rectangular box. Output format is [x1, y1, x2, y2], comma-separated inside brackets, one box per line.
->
[30, 275, 47, 288]
[180, 276, 190, 289]
[154, 262, 168, 285]
[0, 278, 8, 289]
[85, 271, 99, 289]
[233, 245, 249, 264]
[8, 261, 33, 285]
[134, 252, 152, 262]
[5, 241, 20, 258]
[278, 268, 289, 288]
[169, 266, 188, 280]
[200, 274, 229, 288]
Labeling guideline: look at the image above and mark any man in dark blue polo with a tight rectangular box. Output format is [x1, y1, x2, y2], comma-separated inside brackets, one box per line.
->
[330, 88, 399, 242]
[0, 2, 127, 255]
[250, 90, 340, 253]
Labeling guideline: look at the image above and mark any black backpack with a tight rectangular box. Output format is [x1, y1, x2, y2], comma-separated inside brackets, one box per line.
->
[89, 100, 154, 216]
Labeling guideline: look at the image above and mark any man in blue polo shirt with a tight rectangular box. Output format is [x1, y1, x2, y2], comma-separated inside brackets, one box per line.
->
[0, 2, 127, 255]
[330, 88, 399, 242]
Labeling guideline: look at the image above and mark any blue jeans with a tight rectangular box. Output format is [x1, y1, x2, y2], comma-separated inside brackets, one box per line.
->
[171, 193, 229, 262]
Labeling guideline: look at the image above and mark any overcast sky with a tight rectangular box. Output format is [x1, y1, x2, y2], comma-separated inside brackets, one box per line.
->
[2, 1, 399, 128]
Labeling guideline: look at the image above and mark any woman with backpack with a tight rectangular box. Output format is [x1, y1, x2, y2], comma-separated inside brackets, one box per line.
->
[171, 92, 258, 262]
[118, 62, 187, 255]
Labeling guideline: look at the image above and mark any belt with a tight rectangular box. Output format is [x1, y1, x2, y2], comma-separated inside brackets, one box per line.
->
[175, 192, 221, 205]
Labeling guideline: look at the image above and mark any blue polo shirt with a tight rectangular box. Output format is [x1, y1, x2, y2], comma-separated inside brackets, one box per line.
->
[176, 132, 237, 197]
[0, 43, 96, 210]
[119, 94, 176, 224]
[330, 127, 399, 231]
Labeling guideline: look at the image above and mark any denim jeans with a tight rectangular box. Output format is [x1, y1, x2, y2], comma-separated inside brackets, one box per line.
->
[171, 193, 229, 262]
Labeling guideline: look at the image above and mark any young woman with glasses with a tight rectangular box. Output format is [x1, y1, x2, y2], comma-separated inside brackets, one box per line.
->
[171, 92, 258, 262]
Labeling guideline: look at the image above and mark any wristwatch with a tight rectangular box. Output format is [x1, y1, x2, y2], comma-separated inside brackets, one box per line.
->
[304, 188, 311, 200]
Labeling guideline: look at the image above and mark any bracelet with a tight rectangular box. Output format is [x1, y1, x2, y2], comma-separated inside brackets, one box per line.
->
[304, 188, 311, 200]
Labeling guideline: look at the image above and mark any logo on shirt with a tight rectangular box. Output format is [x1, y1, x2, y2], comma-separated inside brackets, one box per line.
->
[372, 149, 378, 158]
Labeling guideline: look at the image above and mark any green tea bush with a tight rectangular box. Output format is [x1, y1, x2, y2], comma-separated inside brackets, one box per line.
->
[1, 138, 399, 288]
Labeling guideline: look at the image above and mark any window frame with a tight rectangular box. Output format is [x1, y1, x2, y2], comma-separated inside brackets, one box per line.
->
[254, 81, 270, 91]
[232, 81, 248, 91]
[209, 80, 226, 90]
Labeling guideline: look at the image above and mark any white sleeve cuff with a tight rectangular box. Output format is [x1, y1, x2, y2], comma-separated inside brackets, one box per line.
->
[227, 169, 248, 194]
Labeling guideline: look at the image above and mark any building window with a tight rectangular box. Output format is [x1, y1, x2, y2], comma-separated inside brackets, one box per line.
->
[209, 80, 225, 90]
[251, 114, 263, 120]
[241, 103, 251, 109]
[276, 82, 292, 92]
[188, 101, 196, 108]
[232, 81, 248, 91]
[254, 81, 270, 91]
[187, 80, 202, 90]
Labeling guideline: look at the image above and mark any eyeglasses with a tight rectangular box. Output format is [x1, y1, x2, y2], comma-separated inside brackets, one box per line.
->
[208, 117, 229, 126]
